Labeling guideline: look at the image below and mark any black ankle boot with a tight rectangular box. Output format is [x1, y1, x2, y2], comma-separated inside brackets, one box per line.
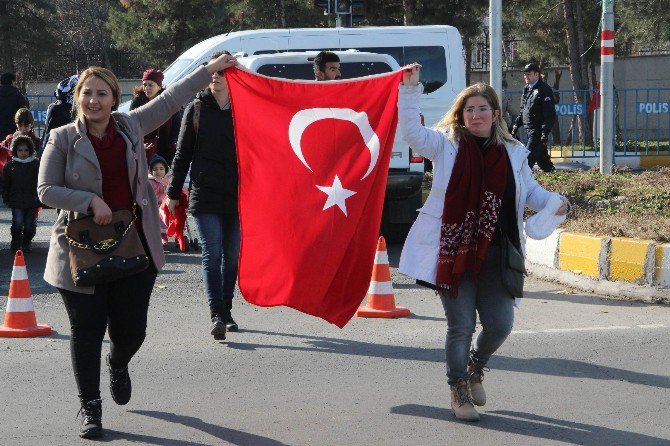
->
[9, 228, 22, 252]
[78, 398, 103, 438]
[21, 226, 36, 253]
[223, 300, 238, 332]
[106, 354, 132, 405]
[210, 309, 226, 340]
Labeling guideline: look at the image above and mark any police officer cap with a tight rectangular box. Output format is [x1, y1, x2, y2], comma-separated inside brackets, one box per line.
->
[522, 63, 541, 73]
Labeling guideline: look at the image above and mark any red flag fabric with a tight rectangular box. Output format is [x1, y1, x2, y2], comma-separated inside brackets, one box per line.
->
[225, 68, 402, 328]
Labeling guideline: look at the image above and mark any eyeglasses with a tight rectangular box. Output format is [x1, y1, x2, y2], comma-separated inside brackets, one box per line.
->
[464, 106, 493, 115]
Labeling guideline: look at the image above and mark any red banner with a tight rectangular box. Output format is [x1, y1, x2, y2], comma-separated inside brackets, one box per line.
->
[226, 68, 402, 327]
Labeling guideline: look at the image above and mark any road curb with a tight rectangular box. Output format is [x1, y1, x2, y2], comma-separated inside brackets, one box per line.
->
[525, 230, 670, 304]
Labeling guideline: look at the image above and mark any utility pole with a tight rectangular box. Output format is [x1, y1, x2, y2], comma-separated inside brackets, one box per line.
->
[599, 0, 614, 174]
[489, 0, 503, 101]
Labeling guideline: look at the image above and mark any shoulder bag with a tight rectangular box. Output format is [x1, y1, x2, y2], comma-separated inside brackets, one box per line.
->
[500, 233, 526, 298]
[65, 204, 149, 287]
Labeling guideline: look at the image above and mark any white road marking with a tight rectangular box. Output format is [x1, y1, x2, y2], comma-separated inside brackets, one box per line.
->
[511, 324, 665, 335]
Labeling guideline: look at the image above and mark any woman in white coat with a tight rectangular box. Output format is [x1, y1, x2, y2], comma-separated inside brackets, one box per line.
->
[398, 65, 568, 421]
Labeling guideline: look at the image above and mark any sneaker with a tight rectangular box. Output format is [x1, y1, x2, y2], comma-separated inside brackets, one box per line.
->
[106, 354, 132, 405]
[450, 379, 480, 422]
[225, 313, 239, 332]
[78, 398, 103, 438]
[210, 315, 226, 340]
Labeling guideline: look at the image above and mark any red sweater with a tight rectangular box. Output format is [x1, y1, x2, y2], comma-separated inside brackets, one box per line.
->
[88, 120, 133, 211]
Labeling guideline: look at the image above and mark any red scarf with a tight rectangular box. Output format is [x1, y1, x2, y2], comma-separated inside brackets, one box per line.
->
[435, 134, 508, 296]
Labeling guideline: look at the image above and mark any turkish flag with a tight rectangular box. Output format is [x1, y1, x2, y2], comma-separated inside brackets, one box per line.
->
[226, 68, 402, 328]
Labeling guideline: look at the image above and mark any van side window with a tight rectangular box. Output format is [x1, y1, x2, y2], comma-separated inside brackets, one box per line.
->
[356, 46, 447, 94]
[253, 46, 447, 93]
[257, 62, 394, 80]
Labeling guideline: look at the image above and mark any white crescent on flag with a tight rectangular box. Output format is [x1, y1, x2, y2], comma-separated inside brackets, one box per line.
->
[288, 108, 381, 180]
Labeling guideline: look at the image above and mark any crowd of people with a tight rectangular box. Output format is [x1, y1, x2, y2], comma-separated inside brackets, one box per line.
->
[1, 51, 569, 438]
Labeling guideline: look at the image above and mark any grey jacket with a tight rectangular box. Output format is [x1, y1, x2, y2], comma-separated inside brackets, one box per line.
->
[38, 66, 212, 293]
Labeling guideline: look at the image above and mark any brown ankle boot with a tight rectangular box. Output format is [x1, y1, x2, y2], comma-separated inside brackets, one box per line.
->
[468, 360, 487, 406]
[450, 379, 480, 421]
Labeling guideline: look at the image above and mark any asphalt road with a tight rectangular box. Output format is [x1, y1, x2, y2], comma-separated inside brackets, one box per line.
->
[1, 208, 669, 446]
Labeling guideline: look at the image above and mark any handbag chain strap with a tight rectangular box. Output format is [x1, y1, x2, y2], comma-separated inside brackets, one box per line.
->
[65, 204, 138, 251]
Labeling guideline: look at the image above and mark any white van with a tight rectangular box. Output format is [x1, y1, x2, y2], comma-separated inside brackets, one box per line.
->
[155, 26, 466, 239]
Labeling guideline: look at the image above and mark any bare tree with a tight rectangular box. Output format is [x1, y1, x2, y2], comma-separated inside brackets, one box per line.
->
[402, 0, 415, 25]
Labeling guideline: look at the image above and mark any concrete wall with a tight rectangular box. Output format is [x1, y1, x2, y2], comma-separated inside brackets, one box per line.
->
[473, 55, 670, 142]
[471, 54, 670, 91]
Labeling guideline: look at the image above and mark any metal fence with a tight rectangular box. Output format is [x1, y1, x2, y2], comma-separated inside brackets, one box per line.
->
[25, 88, 670, 160]
[505, 87, 670, 158]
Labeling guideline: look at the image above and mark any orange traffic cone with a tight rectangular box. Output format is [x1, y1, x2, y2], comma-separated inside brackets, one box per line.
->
[0, 250, 51, 337]
[356, 237, 410, 318]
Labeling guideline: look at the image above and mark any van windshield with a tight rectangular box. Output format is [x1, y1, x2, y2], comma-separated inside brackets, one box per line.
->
[162, 59, 194, 86]
[257, 61, 394, 80]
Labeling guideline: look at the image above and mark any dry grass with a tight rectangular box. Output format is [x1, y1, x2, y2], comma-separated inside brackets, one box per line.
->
[535, 166, 670, 242]
[422, 167, 670, 242]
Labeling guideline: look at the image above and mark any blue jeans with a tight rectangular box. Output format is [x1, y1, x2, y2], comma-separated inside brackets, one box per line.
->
[193, 213, 241, 313]
[11, 207, 37, 233]
[439, 246, 515, 385]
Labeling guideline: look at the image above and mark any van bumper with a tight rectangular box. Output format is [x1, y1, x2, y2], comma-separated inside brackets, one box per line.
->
[383, 171, 423, 225]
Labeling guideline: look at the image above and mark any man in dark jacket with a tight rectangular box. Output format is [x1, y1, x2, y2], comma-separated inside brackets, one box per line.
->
[0, 73, 30, 141]
[512, 63, 557, 172]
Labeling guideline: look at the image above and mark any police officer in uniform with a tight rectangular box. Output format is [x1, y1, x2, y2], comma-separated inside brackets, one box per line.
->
[512, 63, 556, 172]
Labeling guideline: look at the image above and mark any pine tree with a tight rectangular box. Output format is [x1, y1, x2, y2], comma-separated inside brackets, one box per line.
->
[0, 0, 57, 75]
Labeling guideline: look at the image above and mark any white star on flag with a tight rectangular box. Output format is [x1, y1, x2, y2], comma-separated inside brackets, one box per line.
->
[316, 175, 357, 216]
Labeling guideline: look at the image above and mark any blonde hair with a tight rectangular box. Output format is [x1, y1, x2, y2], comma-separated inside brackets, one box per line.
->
[434, 82, 515, 146]
[73, 66, 121, 121]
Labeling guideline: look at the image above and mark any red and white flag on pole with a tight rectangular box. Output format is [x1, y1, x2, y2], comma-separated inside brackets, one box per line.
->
[226, 68, 402, 328]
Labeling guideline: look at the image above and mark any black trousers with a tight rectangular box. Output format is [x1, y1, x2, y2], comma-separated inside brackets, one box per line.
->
[525, 128, 555, 172]
[59, 265, 157, 401]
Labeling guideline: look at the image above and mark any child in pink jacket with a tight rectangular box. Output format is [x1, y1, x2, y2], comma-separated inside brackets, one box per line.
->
[148, 155, 171, 244]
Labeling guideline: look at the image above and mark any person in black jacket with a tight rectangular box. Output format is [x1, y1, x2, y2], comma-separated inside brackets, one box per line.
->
[130, 69, 181, 165]
[512, 63, 557, 172]
[167, 51, 240, 340]
[3, 135, 40, 252]
[40, 75, 78, 154]
[0, 73, 30, 141]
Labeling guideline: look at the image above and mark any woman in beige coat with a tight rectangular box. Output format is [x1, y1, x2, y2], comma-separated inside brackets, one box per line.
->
[38, 54, 238, 439]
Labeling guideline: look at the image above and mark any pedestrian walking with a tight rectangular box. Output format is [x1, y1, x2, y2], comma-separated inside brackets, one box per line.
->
[130, 68, 181, 165]
[1, 108, 42, 154]
[41, 75, 78, 154]
[397, 64, 568, 421]
[512, 63, 557, 172]
[0, 108, 42, 198]
[0, 72, 30, 141]
[37, 53, 238, 439]
[2, 135, 40, 252]
[148, 154, 171, 244]
[167, 51, 240, 341]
